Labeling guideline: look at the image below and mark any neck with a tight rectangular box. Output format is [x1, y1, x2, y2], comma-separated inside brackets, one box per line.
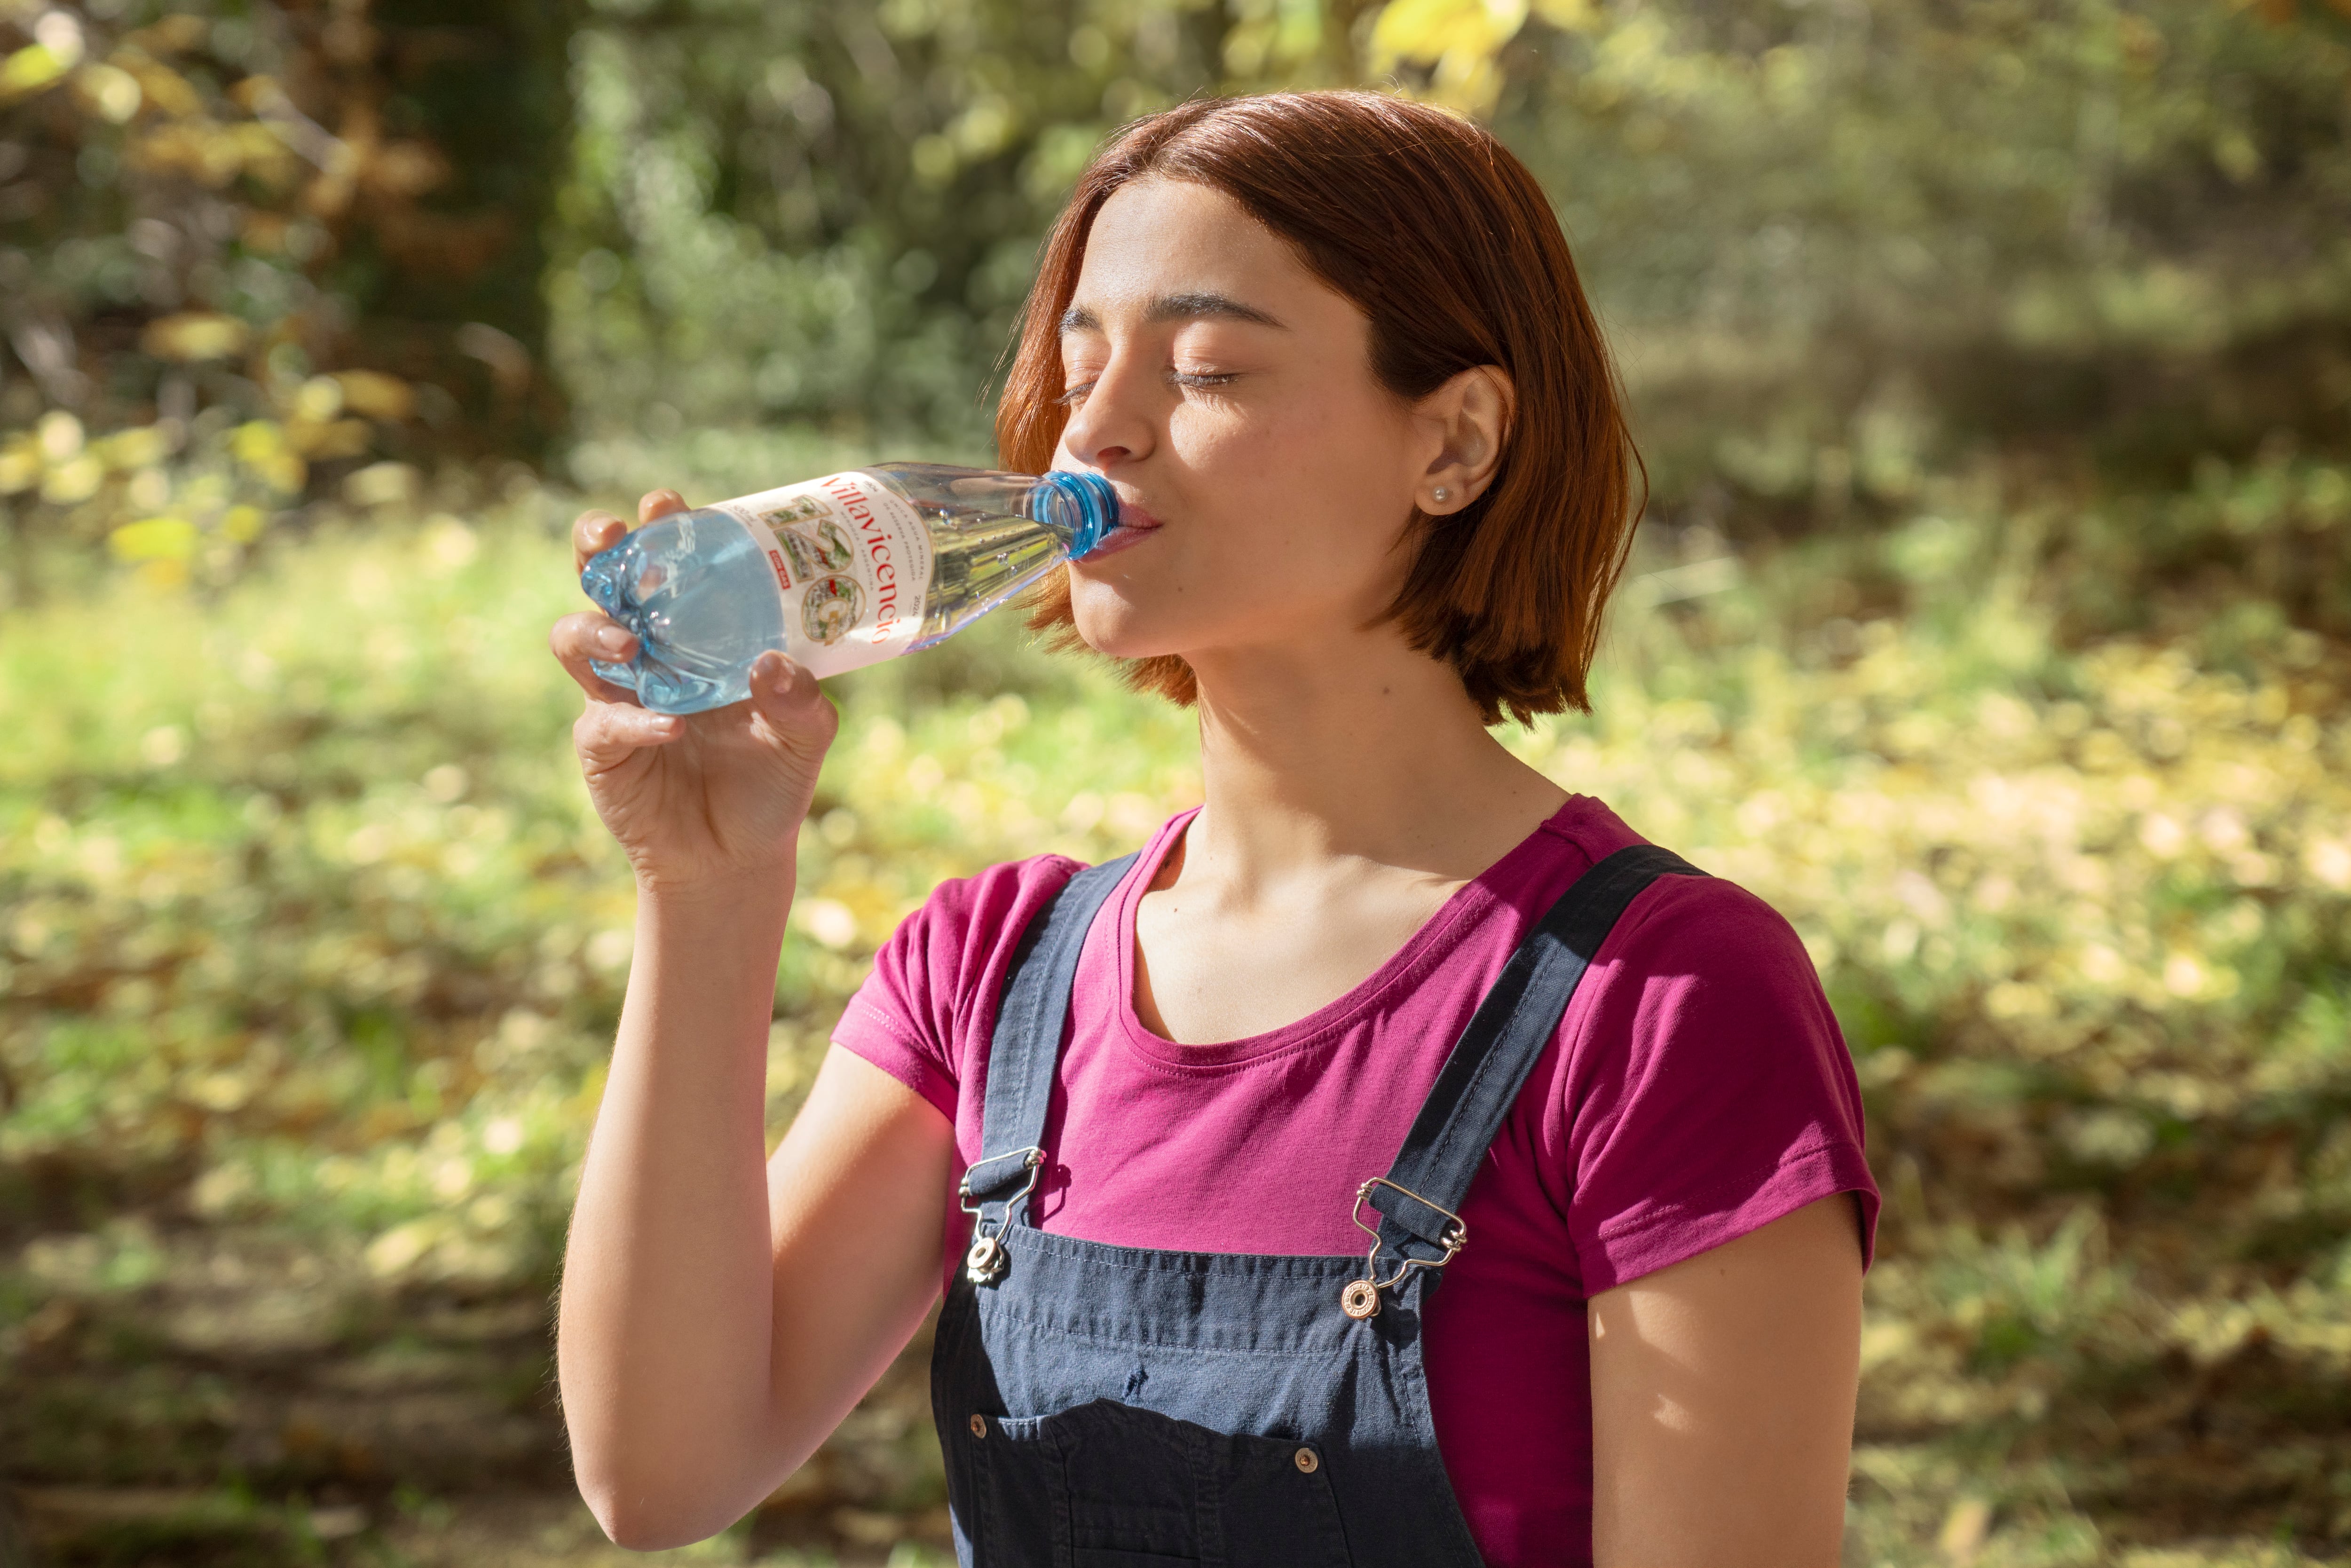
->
[1177, 628, 1569, 897]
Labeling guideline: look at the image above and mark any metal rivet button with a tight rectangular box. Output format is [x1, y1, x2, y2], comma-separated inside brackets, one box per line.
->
[970, 1414, 987, 1439]
[1294, 1447, 1319, 1474]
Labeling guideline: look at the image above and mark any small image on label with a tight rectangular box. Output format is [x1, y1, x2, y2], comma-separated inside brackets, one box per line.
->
[801, 575, 865, 645]
[724, 469, 934, 678]
[774, 517, 854, 583]
[755, 493, 831, 532]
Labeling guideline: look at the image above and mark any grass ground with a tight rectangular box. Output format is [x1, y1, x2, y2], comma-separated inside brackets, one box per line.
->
[2, 468, 2348, 1564]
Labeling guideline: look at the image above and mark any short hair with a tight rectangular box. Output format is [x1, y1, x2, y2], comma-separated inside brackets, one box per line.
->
[1000, 90, 1645, 724]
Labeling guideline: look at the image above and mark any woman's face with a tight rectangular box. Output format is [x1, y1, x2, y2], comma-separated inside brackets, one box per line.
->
[1053, 178, 1437, 676]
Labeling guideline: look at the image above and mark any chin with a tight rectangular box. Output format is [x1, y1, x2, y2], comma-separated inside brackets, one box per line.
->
[1068, 615, 1177, 663]
[1073, 613, 1220, 668]
[1067, 567, 1310, 667]
[1066, 581, 1176, 659]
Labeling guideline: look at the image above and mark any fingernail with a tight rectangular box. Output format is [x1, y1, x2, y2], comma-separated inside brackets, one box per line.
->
[596, 626, 634, 656]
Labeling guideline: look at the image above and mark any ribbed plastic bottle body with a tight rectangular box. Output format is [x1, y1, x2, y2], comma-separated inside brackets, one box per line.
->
[579, 464, 1118, 714]
[579, 508, 787, 714]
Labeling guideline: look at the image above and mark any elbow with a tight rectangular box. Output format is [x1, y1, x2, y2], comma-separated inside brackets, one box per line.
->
[577, 1473, 668, 1552]
[586, 1502, 666, 1554]
[560, 1381, 814, 1549]
[576, 1465, 736, 1552]
[562, 1389, 763, 1547]
[603, 1514, 697, 1554]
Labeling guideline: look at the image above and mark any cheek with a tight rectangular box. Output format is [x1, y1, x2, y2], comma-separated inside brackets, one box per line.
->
[1065, 391, 1418, 655]
[1176, 399, 1414, 573]
[1173, 398, 1405, 521]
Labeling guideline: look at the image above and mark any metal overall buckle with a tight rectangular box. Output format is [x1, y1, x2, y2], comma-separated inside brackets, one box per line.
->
[1340, 1177, 1467, 1320]
[957, 1147, 1044, 1286]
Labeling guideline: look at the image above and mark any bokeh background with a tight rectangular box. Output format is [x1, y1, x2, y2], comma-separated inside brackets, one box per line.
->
[2, 0, 2349, 1562]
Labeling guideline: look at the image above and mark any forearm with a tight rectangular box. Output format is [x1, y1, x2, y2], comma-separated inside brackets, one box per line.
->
[557, 871, 793, 1545]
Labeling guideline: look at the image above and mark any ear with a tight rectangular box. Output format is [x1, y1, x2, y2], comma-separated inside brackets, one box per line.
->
[1411, 365, 1515, 516]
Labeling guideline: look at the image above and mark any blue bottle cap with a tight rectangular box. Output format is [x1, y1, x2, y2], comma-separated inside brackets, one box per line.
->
[1036, 470, 1121, 557]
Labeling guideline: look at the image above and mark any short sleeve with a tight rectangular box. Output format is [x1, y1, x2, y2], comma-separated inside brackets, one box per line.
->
[1560, 876, 1879, 1294]
[830, 854, 1083, 1125]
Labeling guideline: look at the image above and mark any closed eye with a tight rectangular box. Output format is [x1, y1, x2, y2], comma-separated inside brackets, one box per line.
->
[1055, 370, 1239, 408]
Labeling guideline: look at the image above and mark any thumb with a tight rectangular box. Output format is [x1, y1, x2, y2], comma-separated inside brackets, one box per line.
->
[749, 652, 838, 759]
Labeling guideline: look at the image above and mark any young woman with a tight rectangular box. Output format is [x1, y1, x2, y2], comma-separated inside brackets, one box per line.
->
[550, 91, 1878, 1568]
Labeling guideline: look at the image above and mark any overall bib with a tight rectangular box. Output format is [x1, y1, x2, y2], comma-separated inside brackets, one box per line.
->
[931, 843, 1703, 1568]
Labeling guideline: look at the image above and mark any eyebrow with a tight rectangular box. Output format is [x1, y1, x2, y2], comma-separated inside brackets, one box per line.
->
[1058, 292, 1288, 334]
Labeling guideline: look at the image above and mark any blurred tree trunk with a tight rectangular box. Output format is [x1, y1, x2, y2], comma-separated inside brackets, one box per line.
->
[287, 0, 580, 460]
[0, 0, 580, 591]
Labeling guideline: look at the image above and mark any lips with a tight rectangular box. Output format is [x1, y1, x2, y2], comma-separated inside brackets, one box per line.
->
[1078, 499, 1162, 561]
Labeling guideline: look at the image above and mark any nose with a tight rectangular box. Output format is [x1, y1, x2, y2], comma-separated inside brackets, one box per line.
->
[1058, 350, 1158, 472]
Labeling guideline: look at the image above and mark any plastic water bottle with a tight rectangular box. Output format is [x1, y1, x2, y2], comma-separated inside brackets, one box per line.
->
[579, 463, 1122, 714]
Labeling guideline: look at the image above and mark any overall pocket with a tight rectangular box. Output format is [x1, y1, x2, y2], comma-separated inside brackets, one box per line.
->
[967, 1399, 1352, 1568]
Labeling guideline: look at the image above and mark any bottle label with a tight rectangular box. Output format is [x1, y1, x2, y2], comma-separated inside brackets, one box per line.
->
[715, 471, 937, 678]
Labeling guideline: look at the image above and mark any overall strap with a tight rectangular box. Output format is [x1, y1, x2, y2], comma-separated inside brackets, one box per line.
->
[1363, 843, 1706, 1279]
[961, 853, 1139, 1236]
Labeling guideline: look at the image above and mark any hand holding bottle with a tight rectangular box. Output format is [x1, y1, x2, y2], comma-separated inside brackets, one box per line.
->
[551, 490, 840, 900]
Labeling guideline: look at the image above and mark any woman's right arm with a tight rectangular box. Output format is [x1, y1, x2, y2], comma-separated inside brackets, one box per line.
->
[548, 494, 955, 1550]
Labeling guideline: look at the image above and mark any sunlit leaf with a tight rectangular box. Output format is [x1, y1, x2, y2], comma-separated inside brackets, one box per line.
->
[92, 426, 173, 470]
[107, 516, 199, 562]
[39, 455, 104, 504]
[71, 61, 142, 122]
[141, 312, 251, 362]
[333, 370, 415, 422]
[0, 43, 73, 100]
[0, 437, 39, 495]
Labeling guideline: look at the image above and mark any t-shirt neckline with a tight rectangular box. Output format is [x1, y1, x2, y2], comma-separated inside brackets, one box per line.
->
[1104, 798, 1591, 1072]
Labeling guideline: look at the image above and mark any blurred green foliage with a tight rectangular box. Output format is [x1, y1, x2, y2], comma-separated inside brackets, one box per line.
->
[0, 0, 568, 589]
[4, 0, 2351, 1563]
[13, 0, 2346, 638]
[6, 479, 2350, 1561]
[1499, 0, 2351, 496]
[549, 0, 2351, 552]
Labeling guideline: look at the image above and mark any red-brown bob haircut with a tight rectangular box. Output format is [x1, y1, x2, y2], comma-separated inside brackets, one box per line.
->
[1001, 90, 1643, 723]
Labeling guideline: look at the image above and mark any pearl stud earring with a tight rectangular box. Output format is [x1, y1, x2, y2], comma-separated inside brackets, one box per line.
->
[1431, 486, 1451, 504]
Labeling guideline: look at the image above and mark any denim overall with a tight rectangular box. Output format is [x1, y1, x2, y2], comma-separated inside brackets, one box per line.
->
[932, 844, 1702, 1567]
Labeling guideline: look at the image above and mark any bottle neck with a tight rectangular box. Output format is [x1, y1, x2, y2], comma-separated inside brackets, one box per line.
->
[1033, 471, 1120, 557]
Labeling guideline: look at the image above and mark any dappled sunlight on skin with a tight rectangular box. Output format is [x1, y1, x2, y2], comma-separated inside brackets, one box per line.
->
[1588, 1198, 1862, 1563]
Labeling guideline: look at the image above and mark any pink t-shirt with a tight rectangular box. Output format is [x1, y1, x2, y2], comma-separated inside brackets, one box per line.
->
[834, 796, 1879, 1568]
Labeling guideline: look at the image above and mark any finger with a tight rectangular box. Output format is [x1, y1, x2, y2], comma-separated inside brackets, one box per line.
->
[574, 509, 628, 574]
[551, 610, 643, 704]
[748, 651, 840, 755]
[574, 699, 681, 773]
[639, 489, 687, 524]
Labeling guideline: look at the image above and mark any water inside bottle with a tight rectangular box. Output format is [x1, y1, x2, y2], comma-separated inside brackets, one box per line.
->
[891, 468, 1112, 649]
[905, 512, 1068, 651]
[580, 509, 788, 713]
